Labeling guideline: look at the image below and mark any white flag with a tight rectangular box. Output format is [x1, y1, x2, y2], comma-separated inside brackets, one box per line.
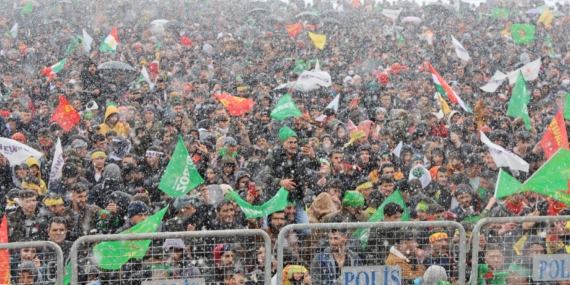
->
[82, 29, 93, 53]
[382, 9, 402, 19]
[480, 71, 507, 93]
[6, 23, 18, 38]
[140, 66, 155, 90]
[393, 141, 403, 157]
[507, 59, 541, 85]
[326, 94, 339, 112]
[480, 132, 529, 172]
[0, 137, 43, 166]
[451, 36, 470, 61]
[409, 165, 432, 188]
[49, 138, 63, 184]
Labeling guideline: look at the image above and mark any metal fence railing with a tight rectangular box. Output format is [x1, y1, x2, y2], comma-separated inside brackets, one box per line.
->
[69, 229, 272, 285]
[471, 216, 570, 285]
[276, 221, 467, 285]
[0, 240, 64, 284]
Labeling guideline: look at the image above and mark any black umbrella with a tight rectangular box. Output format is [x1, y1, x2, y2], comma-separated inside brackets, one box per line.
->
[249, 8, 268, 14]
[295, 11, 320, 20]
[321, 18, 340, 25]
[424, 3, 452, 14]
[98, 61, 138, 81]
[265, 14, 284, 22]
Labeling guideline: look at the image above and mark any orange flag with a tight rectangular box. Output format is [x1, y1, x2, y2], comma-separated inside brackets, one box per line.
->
[540, 109, 569, 159]
[214, 93, 256, 116]
[350, 0, 361, 7]
[0, 214, 9, 284]
[285, 23, 302, 38]
[50, 96, 80, 132]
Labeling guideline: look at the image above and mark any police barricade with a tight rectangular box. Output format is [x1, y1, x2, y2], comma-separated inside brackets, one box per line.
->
[0, 240, 64, 284]
[276, 221, 467, 285]
[471, 216, 570, 285]
[69, 229, 272, 285]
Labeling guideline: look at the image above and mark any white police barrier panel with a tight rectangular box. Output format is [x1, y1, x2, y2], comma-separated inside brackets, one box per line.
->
[276, 221, 467, 285]
[471, 216, 570, 285]
[533, 254, 570, 281]
[342, 266, 402, 285]
[142, 278, 206, 285]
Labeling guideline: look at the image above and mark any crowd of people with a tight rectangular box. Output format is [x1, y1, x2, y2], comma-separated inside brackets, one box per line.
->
[3, 0, 570, 284]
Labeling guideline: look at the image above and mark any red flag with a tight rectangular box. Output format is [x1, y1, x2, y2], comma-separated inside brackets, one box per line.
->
[350, 0, 361, 7]
[285, 23, 302, 38]
[0, 214, 9, 284]
[214, 93, 256, 116]
[49, 96, 80, 132]
[180, 36, 193, 47]
[147, 60, 159, 82]
[304, 24, 315, 31]
[540, 109, 569, 159]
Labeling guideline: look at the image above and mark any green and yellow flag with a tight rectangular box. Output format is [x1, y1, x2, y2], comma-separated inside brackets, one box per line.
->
[93, 206, 168, 270]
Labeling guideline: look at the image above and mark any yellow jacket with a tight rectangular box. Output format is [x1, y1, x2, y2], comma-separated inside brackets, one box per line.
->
[25, 157, 48, 194]
[99, 106, 130, 137]
[385, 247, 426, 281]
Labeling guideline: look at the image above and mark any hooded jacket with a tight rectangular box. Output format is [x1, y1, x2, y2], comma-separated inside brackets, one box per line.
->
[310, 247, 362, 285]
[26, 157, 48, 194]
[162, 238, 201, 278]
[99, 106, 130, 137]
[92, 164, 125, 208]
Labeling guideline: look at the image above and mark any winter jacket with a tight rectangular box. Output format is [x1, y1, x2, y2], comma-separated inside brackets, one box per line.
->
[99, 106, 130, 137]
[48, 177, 93, 206]
[267, 146, 320, 205]
[91, 164, 125, 209]
[26, 157, 48, 194]
[385, 246, 426, 285]
[7, 206, 41, 242]
[62, 204, 102, 240]
[310, 247, 362, 285]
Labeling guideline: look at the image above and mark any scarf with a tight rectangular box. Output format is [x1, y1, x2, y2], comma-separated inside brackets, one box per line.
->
[505, 200, 524, 215]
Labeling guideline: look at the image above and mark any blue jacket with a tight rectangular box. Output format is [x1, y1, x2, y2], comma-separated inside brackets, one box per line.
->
[310, 247, 363, 285]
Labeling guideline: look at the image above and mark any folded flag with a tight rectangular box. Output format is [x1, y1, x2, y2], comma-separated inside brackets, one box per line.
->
[50, 96, 80, 132]
[226, 187, 289, 218]
[214, 93, 256, 117]
[507, 71, 531, 130]
[540, 109, 569, 159]
[480, 132, 529, 172]
[427, 62, 471, 113]
[93, 207, 168, 270]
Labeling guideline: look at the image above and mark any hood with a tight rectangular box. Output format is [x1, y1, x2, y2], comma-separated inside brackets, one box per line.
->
[104, 105, 119, 122]
[102, 163, 122, 181]
[163, 238, 186, 251]
[207, 184, 224, 205]
[445, 110, 460, 126]
[26, 157, 42, 181]
[307, 193, 338, 223]
[422, 265, 448, 285]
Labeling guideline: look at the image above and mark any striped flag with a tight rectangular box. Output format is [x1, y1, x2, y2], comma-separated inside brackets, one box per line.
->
[41, 58, 67, 78]
[99, 27, 119, 52]
[426, 62, 471, 113]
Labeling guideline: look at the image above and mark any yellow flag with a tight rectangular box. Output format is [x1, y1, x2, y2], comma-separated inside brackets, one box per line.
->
[538, 7, 554, 28]
[308, 32, 326, 50]
[437, 93, 451, 115]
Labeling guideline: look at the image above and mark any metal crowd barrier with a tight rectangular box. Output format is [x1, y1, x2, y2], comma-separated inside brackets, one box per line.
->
[69, 229, 272, 285]
[471, 216, 570, 285]
[0, 240, 64, 284]
[276, 221, 467, 285]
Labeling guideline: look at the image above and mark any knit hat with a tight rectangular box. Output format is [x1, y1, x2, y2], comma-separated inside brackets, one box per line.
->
[11, 132, 26, 144]
[342, 191, 365, 207]
[83, 112, 93, 119]
[279, 126, 297, 142]
[213, 243, 232, 267]
[173, 195, 204, 211]
[127, 201, 148, 218]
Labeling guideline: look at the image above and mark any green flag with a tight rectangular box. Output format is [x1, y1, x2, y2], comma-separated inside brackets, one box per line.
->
[21, 1, 33, 14]
[564, 93, 570, 120]
[353, 190, 410, 249]
[507, 72, 531, 130]
[270, 93, 302, 121]
[226, 187, 290, 218]
[158, 136, 204, 198]
[511, 24, 535, 44]
[63, 262, 71, 285]
[494, 169, 522, 199]
[546, 34, 555, 57]
[518, 148, 570, 205]
[93, 206, 168, 270]
[310, 7, 320, 15]
[397, 34, 403, 47]
[64, 37, 80, 57]
[492, 8, 510, 19]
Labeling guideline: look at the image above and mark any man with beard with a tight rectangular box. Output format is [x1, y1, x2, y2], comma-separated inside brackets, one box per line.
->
[251, 210, 294, 249]
[310, 214, 363, 285]
[423, 229, 451, 272]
